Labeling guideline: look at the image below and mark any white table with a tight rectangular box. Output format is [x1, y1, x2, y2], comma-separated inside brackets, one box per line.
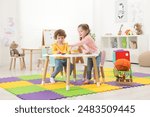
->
[22, 48, 41, 71]
[41, 53, 100, 90]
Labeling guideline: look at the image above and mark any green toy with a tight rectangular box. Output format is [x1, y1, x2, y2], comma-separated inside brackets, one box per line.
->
[121, 37, 127, 48]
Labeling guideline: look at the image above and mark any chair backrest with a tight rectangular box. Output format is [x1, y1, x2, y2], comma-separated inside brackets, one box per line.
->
[100, 50, 106, 66]
[41, 47, 47, 59]
[49, 47, 55, 67]
[41, 46, 55, 67]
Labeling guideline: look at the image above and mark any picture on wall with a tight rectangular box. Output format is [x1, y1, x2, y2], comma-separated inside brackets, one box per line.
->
[115, 0, 127, 23]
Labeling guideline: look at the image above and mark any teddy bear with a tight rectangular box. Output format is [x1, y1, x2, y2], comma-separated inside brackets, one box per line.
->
[10, 41, 24, 57]
[134, 23, 143, 35]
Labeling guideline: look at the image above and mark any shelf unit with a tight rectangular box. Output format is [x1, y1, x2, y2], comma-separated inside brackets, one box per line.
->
[101, 35, 149, 63]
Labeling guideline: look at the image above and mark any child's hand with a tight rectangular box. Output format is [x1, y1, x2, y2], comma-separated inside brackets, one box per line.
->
[57, 51, 61, 54]
[82, 49, 91, 54]
[69, 45, 74, 50]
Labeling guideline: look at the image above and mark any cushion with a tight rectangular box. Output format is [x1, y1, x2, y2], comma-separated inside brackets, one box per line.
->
[139, 51, 150, 67]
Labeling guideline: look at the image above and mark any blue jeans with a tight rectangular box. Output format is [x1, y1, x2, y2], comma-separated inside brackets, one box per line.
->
[51, 59, 74, 78]
[87, 53, 101, 80]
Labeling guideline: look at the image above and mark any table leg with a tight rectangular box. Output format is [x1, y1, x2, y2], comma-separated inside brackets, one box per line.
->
[14, 58, 16, 69]
[22, 49, 25, 69]
[41, 56, 49, 85]
[22, 49, 25, 55]
[9, 58, 13, 70]
[100, 66, 105, 83]
[66, 58, 70, 90]
[92, 57, 100, 86]
[22, 57, 26, 69]
[72, 57, 76, 81]
[30, 50, 32, 71]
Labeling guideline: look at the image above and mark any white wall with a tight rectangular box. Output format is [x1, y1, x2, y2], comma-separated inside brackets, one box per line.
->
[93, 0, 150, 50]
[0, 0, 94, 66]
[18, 0, 94, 66]
[143, 0, 150, 49]
[93, 0, 115, 48]
[0, 0, 20, 66]
[19, 0, 94, 48]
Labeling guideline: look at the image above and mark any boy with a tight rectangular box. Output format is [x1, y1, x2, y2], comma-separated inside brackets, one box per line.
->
[50, 29, 74, 83]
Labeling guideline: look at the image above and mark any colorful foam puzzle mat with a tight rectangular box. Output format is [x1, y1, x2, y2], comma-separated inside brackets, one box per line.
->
[0, 68, 150, 100]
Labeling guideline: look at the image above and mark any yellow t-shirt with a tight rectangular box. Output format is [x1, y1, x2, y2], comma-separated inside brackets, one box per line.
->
[52, 42, 69, 59]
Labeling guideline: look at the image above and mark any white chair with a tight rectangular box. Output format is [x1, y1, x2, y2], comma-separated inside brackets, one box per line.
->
[9, 42, 26, 70]
[37, 46, 49, 70]
[99, 50, 106, 82]
[9, 56, 26, 70]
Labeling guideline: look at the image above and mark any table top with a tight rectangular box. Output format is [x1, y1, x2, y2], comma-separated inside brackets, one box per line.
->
[22, 48, 41, 50]
[43, 53, 99, 58]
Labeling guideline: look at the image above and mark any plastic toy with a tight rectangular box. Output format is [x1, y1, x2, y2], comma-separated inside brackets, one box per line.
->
[113, 50, 133, 83]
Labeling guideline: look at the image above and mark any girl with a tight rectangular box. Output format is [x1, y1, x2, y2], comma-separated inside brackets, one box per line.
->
[71, 24, 101, 84]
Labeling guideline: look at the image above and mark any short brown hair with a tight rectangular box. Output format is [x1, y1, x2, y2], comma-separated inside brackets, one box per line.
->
[54, 29, 66, 39]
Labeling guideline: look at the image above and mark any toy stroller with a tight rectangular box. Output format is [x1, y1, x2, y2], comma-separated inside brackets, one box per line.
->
[113, 50, 133, 83]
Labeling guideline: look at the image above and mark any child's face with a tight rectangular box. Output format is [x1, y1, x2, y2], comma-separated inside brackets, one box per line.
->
[56, 35, 65, 44]
[78, 27, 88, 38]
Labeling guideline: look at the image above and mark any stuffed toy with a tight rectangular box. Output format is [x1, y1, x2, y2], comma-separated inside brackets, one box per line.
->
[10, 41, 24, 57]
[114, 59, 130, 71]
[125, 29, 133, 35]
[134, 23, 143, 35]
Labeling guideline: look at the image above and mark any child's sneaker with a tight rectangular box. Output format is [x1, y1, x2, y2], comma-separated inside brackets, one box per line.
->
[50, 77, 55, 83]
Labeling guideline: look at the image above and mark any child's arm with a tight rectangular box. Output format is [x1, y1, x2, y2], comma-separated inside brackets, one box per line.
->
[71, 38, 88, 47]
